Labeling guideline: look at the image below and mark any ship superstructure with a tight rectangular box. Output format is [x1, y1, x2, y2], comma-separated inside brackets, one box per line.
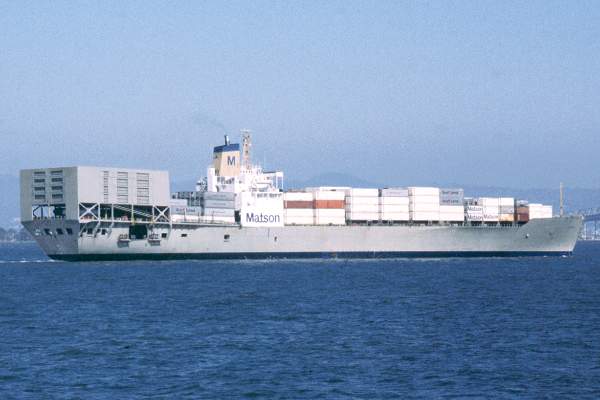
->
[20, 133, 582, 261]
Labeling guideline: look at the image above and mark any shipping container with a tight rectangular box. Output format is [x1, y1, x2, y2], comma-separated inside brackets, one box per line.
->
[380, 188, 408, 197]
[409, 195, 440, 204]
[284, 209, 314, 218]
[204, 199, 236, 209]
[410, 211, 440, 221]
[314, 200, 345, 209]
[440, 198, 463, 206]
[380, 212, 410, 221]
[202, 191, 236, 201]
[480, 197, 500, 206]
[409, 204, 440, 212]
[379, 204, 410, 213]
[283, 192, 313, 201]
[408, 187, 440, 196]
[313, 191, 345, 201]
[203, 208, 235, 217]
[379, 196, 409, 206]
[439, 205, 464, 213]
[284, 216, 314, 225]
[440, 188, 464, 198]
[284, 200, 313, 209]
[346, 197, 380, 206]
[439, 189, 464, 206]
[345, 188, 379, 197]
[305, 187, 350, 193]
[169, 199, 188, 207]
[346, 204, 380, 213]
[499, 205, 515, 214]
[170, 206, 203, 215]
[439, 214, 464, 222]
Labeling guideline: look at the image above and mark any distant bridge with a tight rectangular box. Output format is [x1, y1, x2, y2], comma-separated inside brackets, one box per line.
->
[578, 208, 600, 240]
[581, 209, 600, 222]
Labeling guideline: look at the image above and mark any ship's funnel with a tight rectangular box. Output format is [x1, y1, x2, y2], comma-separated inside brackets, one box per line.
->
[213, 139, 241, 177]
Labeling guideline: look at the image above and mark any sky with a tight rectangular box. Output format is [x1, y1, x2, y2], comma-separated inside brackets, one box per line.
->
[1, 1, 599, 189]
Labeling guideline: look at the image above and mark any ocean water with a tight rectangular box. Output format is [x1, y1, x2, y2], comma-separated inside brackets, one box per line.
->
[1, 242, 599, 399]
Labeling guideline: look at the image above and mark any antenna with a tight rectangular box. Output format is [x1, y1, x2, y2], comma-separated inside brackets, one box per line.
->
[241, 129, 252, 168]
[224, 135, 230, 145]
[560, 182, 564, 217]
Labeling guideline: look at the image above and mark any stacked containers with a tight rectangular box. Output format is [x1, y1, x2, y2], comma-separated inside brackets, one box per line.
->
[283, 192, 314, 225]
[480, 197, 500, 222]
[379, 188, 409, 221]
[170, 205, 203, 223]
[408, 187, 440, 221]
[516, 200, 529, 222]
[202, 192, 236, 223]
[499, 198, 515, 222]
[464, 198, 484, 222]
[345, 188, 380, 222]
[529, 204, 553, 219]
[439, 188, 464, 222]
[313, 189, 346, 225]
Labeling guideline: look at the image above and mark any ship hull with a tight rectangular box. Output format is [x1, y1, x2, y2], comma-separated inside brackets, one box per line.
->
[23, 216, 583, 261]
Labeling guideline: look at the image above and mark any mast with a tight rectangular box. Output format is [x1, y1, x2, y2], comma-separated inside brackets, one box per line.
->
[241, 129, 252, 169]
[560, 182, 564, 217]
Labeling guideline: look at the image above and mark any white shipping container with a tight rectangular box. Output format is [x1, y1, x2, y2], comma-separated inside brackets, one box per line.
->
[346, 204, 380, 213]
[314, 191, 345, 201]
[409, 204, 440, 212]
[529, 204, 553, 219]
[439, 214, 464, 222]
[204, 208, 235, 217]
[410, 211, 440, 221]
[466, 205, 484, 212]
[315, 209, 345, 218]
[202, 192, 236, 201]
[346, 197, 380, 206]
[483, 212, 499, 222]
[409, 187, 440, 196]
[283, 192, 313, 201]
[439, 205, 464, 213]
[480, 197, 500, 206]
[379, 197, 409, 205]
[305, 186, 350, 192]
[171, 206, 203, 215]
[314, 217, 346, 225]
[466, 213, 484, 221]
[380, 188, 409, 197]
[380, 212, 410, 221]
[499, 197, 515, 206]
[379, 204, 410, 213]
[284, 216, 314, 225]
[409, 196, 440, 204]
[284, 209, 314, 218]
[346, 212, 379, 221]
[204, 199, 236, 209]
[345, 188, 379, 197]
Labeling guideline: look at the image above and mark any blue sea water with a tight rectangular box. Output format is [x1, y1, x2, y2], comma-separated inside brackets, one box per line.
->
[0, 242, 599, 399]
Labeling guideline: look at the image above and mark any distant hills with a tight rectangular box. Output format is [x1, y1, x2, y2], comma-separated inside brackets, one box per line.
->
[2, 172, 598, 228]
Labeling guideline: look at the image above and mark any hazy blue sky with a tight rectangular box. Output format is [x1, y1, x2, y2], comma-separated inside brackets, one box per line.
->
[1, 1, 599, 188]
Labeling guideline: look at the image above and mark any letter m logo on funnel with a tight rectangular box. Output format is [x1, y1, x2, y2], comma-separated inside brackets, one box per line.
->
[227, 156, 236, 166]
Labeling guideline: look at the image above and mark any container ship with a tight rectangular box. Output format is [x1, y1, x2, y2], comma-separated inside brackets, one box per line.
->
[20, 133, 582, 261]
